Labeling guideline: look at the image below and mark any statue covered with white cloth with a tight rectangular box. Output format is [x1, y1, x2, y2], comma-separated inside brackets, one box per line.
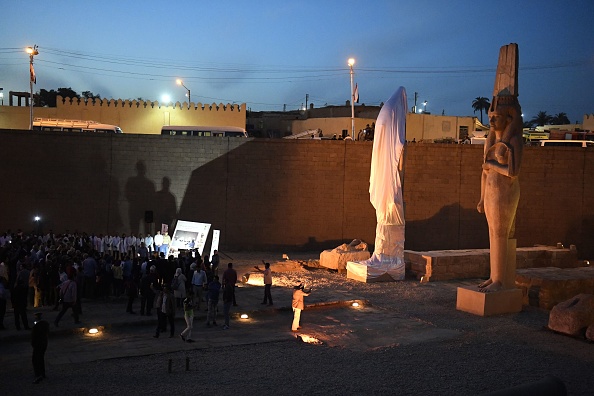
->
[347, 87, 407, 282]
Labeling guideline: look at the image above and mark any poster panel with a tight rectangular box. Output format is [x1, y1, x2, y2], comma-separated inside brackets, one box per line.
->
[169, 220, 211, 257]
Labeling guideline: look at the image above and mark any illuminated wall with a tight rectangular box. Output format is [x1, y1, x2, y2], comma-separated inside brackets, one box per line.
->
[0, 96, 246, 134]
[0, 129, 593, 257]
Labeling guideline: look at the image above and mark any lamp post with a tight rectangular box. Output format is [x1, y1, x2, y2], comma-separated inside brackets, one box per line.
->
[423, 100, 428, 113]
[348, 58, 355, 140]
[176, 79, 191, 103]
[0, 87, 4, 106]
[26, 45, 39, 130]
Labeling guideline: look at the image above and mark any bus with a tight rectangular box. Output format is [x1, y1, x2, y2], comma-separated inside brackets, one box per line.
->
[160, 125, 248, 137]
[33, 118, 123, 133]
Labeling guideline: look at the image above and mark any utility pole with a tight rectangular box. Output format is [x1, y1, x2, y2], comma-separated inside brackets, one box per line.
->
[413, 92, 418, 113]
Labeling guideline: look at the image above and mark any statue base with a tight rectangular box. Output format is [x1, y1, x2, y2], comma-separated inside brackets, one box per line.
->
[456, 286, 522, 317]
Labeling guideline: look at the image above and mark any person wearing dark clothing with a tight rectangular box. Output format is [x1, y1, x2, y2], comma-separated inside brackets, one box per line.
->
[139, 266, 157, 316]
[125, 278, 137, 314]
[222, 283, 233, 330]
[222, 263, 238, 306]
[210, 250, 220, 274]
[0, 277, 9, 330]
[206, 276, 221, 326]
[31, 312, 50, 384]
[12, 266, 30, 330]
[262, 262, 273, 305]
[153, 285, 175, 338]
[54, 271, 79, 326]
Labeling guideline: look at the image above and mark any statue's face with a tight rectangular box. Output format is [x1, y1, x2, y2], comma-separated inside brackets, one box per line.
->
[489, 111, 507, 131]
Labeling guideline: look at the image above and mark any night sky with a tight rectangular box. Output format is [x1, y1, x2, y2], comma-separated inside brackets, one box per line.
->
[1, 0, 593, 123]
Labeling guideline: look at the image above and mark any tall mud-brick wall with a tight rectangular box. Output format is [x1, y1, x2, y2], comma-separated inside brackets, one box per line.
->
[1, 129, 593, 257]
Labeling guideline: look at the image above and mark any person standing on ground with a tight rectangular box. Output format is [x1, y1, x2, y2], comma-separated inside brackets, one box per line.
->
[153, 231, 163, 256]
[222, 263, 238, 307]
[211, 250, 220, 274]
[161, 232, 171, 256]
[291, 284, 310, 332]
[0, 277, 10, 330]
[222, 282, 233, 330]
[172, 267, 186, 308]
[125, 276, 137, 314]
[31, 312, 49, 384]
[206, 275, 221, 327]
[139, 265, 156, 316]
[191, 264, 207, 311]
[153, 284, 175, 338]
[13, 264, 30, 330]
[180, 291, 194, 342]
[261, 262, 273, 306]
[54, 269, 79, 327]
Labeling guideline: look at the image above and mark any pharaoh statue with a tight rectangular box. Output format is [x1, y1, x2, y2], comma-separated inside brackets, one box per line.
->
[476, 43, 523, 292]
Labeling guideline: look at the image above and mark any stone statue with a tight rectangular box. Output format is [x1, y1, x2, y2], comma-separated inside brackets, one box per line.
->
[476, 44, 523, 292]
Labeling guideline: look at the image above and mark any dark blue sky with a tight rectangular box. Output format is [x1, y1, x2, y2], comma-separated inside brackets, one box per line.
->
[1, 0, 593, 123]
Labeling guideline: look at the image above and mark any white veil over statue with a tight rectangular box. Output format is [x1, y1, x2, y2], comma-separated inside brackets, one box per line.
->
[347, 86, 407, 281]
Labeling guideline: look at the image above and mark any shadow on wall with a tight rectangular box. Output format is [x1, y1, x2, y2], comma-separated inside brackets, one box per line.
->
[177, 140, 362, 251]
[567, 215, 594, 259]
[124, 161, 177, 235]
[125, 160, 155, 235]
[405, 203, 489, 251]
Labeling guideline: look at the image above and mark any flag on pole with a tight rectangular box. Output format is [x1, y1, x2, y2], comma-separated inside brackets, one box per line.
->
[353, 83, 359, 103]
[30, 63, 36, 84]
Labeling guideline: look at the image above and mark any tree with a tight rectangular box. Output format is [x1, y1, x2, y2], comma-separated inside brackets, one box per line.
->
[551, 112, 570, 125]
[36, 87, 80, 107]
[472, 97, 490, 124]
[530, 111, 553, 127]
[82, 91, 101, 100]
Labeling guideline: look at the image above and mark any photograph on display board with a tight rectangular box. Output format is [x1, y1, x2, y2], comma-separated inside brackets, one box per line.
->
[169, 220, 211, 257]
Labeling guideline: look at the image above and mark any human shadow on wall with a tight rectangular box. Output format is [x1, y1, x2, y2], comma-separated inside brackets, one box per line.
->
[125, 160, 156, 235]
[405, 203, 489, 251]
[154, 177, 177, 233]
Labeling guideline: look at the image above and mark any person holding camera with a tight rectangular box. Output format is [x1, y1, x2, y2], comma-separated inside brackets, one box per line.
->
[291, 283, 310, 332]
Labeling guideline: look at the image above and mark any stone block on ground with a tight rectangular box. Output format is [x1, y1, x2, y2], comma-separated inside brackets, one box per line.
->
[548, 293, 594, 338]
[320, 239, 370, 273]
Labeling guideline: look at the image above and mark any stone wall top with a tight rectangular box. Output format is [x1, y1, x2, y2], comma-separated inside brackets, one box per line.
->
[56, 95, 245, 112]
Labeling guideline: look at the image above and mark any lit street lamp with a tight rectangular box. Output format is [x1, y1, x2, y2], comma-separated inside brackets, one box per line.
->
[26, 45, 39, 130]
[0, 87, 4, 106]
[348, 58, 355, 140]
[176, 79, 191, 103]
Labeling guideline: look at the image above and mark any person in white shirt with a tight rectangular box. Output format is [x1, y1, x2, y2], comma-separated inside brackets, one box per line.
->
[154, 231, 163, 255]
[144, 234, 154, 254]
[111, 234, 121, 260]
[102, 235, 112, 256]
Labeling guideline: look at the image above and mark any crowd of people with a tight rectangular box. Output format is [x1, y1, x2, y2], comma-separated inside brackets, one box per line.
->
[0, 229, 225, 332]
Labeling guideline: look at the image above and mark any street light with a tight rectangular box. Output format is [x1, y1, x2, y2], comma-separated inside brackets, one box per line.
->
[26, 45, 39, 130]
[0, 87, 4, 106]
[176, 79, 191, 103]
[347, 58, 355, 140]
[423, 101, 428, 113]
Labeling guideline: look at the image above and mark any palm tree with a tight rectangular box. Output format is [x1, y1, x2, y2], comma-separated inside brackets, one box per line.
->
[472, 97, 490, 124]
[530, 111, 553, 127]
[551, 112, 570, 125]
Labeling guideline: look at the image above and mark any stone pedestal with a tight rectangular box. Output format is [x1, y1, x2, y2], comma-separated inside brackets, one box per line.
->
[456, 286, 523, 316]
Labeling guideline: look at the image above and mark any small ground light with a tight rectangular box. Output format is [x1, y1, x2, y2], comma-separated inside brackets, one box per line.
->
[352, 302, 360, 307]
[34, 216, 41, 221]
[89, 328, 99, 334]
[240, 314, 249, 319]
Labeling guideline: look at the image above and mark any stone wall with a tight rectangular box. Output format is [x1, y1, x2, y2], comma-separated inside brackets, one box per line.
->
[0, 96, 246, 134]
[1, 129, 594, 256]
